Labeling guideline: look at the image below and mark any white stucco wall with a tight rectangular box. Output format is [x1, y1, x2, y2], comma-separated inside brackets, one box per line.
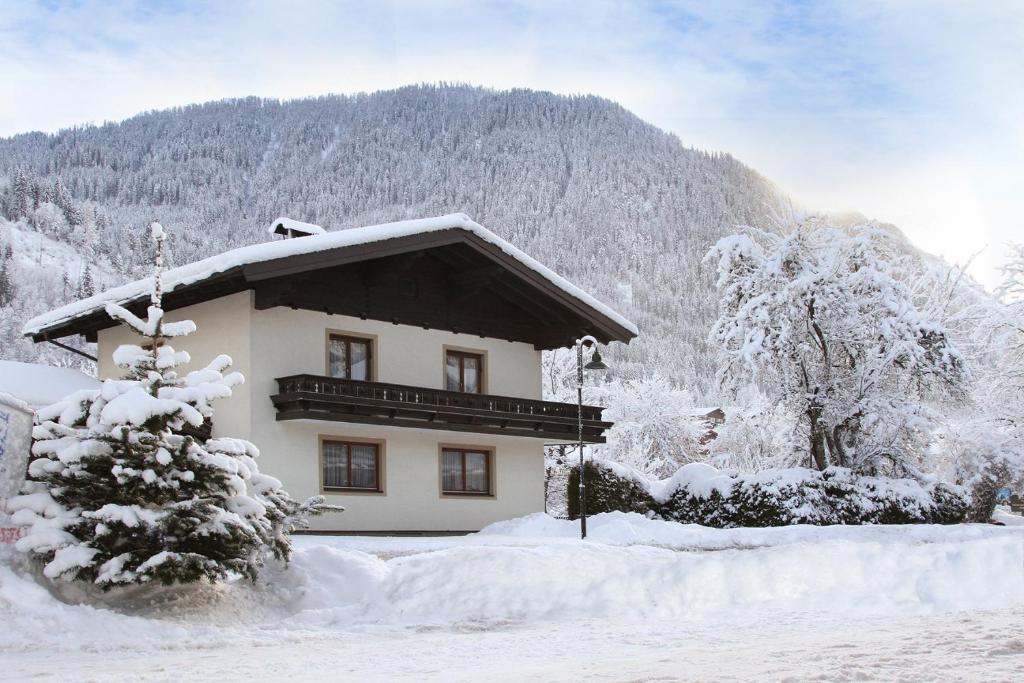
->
[249, 306, 542, 399]
[95, 293, 548, 532]
[248, 306, 545, 531]
[97, 291, 253, 439]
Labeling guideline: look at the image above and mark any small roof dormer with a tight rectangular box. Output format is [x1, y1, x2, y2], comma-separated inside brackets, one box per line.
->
[270, 217, 326, 239]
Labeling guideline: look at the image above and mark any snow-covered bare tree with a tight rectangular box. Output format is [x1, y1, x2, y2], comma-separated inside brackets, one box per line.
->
[10, 223, 336, 588]
[706, 220, 967, 475]
[707, 398, 803, 472]
[590, 375, 706, 477]
[930, 242, 1024, 520]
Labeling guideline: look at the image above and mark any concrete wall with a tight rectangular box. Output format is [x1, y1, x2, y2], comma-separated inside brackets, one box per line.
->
[96, 293, 548, 531]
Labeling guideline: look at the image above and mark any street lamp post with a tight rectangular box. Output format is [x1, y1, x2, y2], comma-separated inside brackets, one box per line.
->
[576, 335, 609, 540]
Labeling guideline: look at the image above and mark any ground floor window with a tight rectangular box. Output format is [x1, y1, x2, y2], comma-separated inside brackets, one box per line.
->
[322, 439, 382, 491]
[441, 447, 492, 495]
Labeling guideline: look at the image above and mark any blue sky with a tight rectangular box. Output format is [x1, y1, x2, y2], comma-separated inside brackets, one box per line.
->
[1, 0, 1021, 285]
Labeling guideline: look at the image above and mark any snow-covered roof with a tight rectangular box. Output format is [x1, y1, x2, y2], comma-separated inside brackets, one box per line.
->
[0, 361, 100, 409]
[24, 213, 638, 340]
[269, 217, 325, 237]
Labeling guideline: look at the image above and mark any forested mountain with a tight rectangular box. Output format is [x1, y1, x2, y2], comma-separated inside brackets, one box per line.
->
[0, 85, 789, 393]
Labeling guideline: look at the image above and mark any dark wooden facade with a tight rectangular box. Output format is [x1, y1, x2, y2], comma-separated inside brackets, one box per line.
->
[272, 374, 612, 443]
[32, 230, 636, 350]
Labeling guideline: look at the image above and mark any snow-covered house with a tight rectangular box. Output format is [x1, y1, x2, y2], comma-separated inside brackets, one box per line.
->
[22, 214, 637, 532]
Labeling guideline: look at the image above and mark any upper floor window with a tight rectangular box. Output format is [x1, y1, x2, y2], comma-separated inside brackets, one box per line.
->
[328, 334, 372, 381]
[445, 349, 484, 393]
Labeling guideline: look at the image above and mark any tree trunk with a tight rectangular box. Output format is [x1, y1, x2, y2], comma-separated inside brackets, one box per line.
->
[967, 463, 1009, 523]
[807, 405, 828, 471]
[824, 427, 846, 468]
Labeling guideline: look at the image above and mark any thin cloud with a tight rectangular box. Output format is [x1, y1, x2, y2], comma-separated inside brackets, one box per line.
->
[0, 0, 1020, 285]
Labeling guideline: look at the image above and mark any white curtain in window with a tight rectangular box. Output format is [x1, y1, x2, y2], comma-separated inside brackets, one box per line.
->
[350, 340, 369, 381]
[350, 444, 377, 488]
[465, 451, 488, 492]
[463, 356, 480, 393]
[442, 449, 462, 491]
[323, 442, 348, 487]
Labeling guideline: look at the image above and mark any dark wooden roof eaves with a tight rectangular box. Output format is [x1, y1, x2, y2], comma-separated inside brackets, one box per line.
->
[30, 268, 249, 342]
[31, 230, 637, 348]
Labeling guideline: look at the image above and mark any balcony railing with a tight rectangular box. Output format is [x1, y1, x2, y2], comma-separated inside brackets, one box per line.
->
[271, 374, 612, 442]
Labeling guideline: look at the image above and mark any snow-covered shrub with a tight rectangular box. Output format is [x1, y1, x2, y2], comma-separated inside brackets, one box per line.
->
[929, 418, 1024, 523]
[567, 460, 656, 519]
[568, 460, 968, 527]
[658, 465, 968, 527]
[9, 224, 336, 588]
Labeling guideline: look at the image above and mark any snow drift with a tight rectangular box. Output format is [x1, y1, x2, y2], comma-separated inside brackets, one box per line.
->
[2, 514, 1023, 655]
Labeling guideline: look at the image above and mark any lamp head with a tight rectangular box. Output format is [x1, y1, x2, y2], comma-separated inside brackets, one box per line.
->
[584, 349, 609, 371]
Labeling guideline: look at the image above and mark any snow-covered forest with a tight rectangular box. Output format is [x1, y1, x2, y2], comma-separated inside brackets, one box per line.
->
[0, 84, 784, 387]
[0, 84, 1020, 498]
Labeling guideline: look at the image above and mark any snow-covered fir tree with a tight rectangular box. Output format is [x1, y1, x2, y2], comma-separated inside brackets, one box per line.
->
[10, 223, 336, 587]
[706, 220, 967, 475]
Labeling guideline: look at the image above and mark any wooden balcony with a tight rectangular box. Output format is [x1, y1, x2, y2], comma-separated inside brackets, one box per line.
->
[271, 374, 612, 443]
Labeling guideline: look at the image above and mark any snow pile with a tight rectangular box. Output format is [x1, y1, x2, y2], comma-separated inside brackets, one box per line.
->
[0, 360, 99, 409]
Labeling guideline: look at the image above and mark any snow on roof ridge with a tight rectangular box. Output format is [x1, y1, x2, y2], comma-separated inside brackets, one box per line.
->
[24, 213, 637, 338]
[269, 217, 326, 236]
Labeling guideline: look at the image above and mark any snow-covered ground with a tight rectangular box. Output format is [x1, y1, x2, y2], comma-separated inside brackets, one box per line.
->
[2, 512, 1023, 681]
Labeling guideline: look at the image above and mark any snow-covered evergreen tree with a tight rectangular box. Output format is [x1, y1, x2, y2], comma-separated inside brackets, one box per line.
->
[706, 220, 967, 475]
[0, 243, 13, 307]
[10, 223, 336, 587]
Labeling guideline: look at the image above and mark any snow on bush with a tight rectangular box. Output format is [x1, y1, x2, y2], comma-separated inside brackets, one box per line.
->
[569, 459, 968, 528]
[8, 224, 337, 588]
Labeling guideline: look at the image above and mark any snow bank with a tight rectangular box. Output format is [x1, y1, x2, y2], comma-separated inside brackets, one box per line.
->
[479, 511, 1019, 549]
[3, 518, 1023, 655]
[247, 531, 1024, 627]
[25, 213, 637, 337]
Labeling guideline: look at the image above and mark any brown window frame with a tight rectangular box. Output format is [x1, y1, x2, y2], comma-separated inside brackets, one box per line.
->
[327, 333, 374, 382]
[440, 446, 493, 496]
[320, 439, 383, 493]
[445, 349, 485, 394]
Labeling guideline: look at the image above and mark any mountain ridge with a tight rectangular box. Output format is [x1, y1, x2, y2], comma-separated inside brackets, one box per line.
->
[0, 84, 798, 393]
